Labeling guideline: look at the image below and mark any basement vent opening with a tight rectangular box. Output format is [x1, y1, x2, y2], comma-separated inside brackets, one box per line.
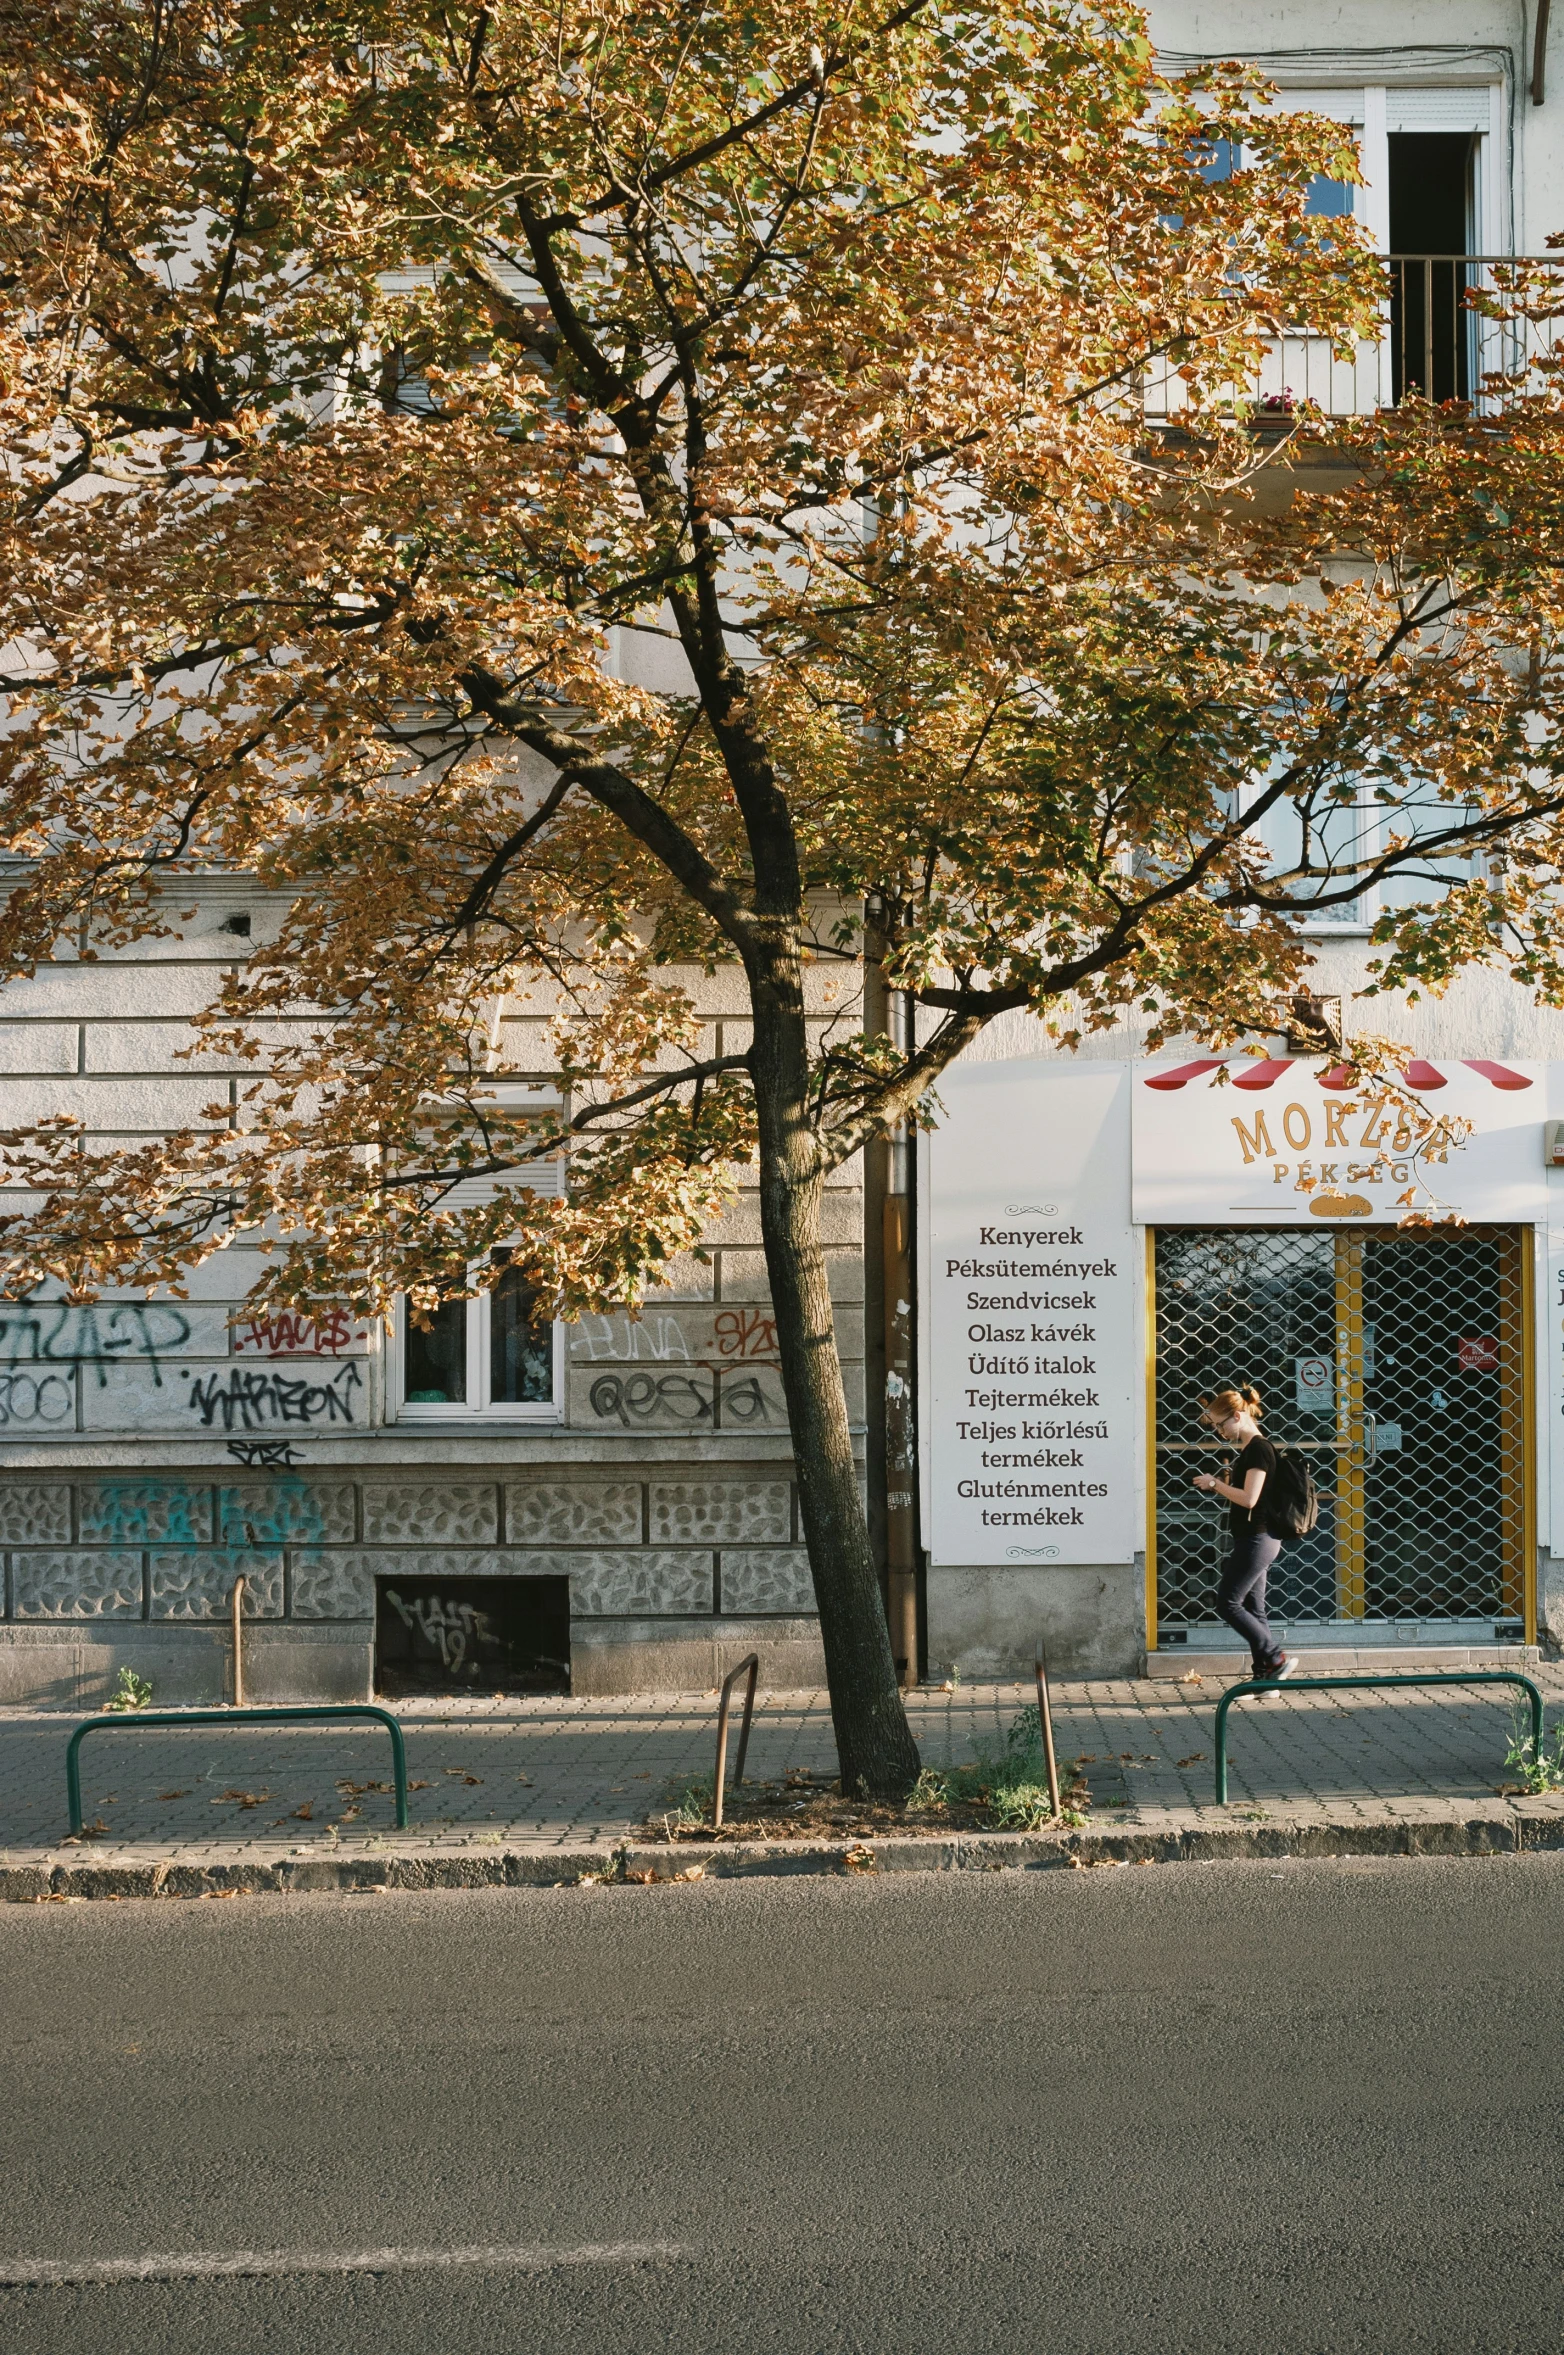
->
[374, 1574, 570, 1698]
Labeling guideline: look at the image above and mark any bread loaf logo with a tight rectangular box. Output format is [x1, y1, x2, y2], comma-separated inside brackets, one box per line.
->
[1308, 1189, 1373, 1219]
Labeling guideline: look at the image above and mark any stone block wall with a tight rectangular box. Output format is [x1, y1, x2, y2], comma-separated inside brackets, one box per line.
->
[0, 1468, 826, 1703]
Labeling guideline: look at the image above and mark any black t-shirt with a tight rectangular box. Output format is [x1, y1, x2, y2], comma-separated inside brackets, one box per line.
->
[1227, 1434, 1277, 1537]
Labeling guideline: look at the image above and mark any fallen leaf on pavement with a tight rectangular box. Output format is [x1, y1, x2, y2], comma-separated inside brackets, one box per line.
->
[1176, 1754, 1206, 1768]
[157, 1790, 191, 1801]
[444, 1770, 482, 1785]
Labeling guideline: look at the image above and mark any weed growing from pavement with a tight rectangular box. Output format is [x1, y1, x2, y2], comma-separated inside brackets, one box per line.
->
[910, 1704, 1090, 1830]
[103, 1669, 153, 1712]
[653, 1706, 1092, 1841]
[670, 1775, 715, 1829]
[1502, 1709, 1564, 1794]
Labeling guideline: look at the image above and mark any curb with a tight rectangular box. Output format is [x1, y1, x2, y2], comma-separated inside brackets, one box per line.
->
[8, 1807, 1564, 1898]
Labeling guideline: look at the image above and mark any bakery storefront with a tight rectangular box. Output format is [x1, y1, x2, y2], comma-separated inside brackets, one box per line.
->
[922, 1056, 1563, 1676]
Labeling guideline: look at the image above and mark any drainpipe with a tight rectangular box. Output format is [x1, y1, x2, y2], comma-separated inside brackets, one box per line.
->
[884, 1138, 919, 1690]
[864, 906, 920, 1688]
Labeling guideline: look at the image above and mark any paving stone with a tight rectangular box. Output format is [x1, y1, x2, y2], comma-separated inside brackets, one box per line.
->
[650, 1481, 790, 1544]
[13, 1550, 143, 1617]
[0, 1483, 72, 1545]
[79, 1478, 214, 1544]
[149, 1550, 284, 1619]
[218, 1479, 356, 1546]
[362, 1483, 498, 1544]
[504, 1482, 643, 1545]
[720, 1548, 814, 1613]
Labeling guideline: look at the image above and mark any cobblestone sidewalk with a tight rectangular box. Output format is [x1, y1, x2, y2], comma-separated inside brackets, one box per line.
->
[5, 1664, 1564, 1893]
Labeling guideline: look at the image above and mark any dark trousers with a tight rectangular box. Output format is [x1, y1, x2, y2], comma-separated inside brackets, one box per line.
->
[1217, 1529, 1283, 1671]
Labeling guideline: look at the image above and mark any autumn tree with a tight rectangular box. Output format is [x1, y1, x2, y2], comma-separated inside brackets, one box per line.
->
[6, 0, 1564, 1793]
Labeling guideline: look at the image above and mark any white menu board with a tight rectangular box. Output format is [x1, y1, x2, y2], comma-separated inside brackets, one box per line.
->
[924, 1059, 1136, 1566]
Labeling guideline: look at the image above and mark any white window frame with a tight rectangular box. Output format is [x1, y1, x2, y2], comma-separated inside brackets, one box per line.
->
[392, 1270, 565, 1425]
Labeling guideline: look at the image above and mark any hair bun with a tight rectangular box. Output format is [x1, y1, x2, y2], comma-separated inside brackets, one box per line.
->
[1200, 1384, 1263, 1423]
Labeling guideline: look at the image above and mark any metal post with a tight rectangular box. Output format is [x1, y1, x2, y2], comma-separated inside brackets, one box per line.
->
[712, 1653, 760, 1830]
[1034, 1645, 1062, 1819]
[230, 1573, 246, 1708]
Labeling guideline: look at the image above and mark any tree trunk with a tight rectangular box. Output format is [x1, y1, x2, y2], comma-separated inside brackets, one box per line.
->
[748, 972, 922, 1801]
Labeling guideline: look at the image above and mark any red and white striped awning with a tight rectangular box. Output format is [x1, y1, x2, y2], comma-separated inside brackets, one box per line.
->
[1142, 1057, 1532, 1093]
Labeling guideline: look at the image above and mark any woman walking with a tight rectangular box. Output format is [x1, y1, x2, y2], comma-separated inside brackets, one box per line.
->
[1191, 1385, 1295, 1685]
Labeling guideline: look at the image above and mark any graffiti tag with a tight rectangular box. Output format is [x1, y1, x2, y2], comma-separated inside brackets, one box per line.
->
[569, 1314, 692, 1363]
[384, 1587, 492, 1675]
[0, 1300, 191, 1387]
[226, 1439, 305, 1467]
[0, 1371, 74, 1426]
[235, 1307, 365, 1357]
[183, 1362, 363, 1431]
[714, 1307, 779, 1360]
[588, 1372, 714, 1426]
[720, 1375, 774, 1425]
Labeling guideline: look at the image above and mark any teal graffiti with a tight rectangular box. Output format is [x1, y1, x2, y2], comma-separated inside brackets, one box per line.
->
[218, 1474, 328, 1550]
[83, 1478, 209, 1546]
[79, 1474, 331, 1553]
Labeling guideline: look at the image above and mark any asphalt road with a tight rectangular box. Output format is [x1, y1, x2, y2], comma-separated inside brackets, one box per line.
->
[3, 1855, 1564, 2355]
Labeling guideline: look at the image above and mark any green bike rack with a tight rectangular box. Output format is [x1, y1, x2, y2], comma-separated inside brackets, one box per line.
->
[1214, 1671, 1544, 1806]
[65, 1705, 409, 1836]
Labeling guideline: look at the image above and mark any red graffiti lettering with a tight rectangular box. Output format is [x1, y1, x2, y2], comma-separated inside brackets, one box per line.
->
[714, 1307, 779, 1361]
[236, 1307, 363, 1357]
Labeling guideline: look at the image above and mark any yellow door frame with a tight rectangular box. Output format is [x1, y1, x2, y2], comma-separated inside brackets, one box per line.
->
[1144, 1229, 1157, 1651]
[1144, 1222, 1537, 1644]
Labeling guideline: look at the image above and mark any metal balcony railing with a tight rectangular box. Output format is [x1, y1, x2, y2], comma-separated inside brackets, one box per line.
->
[1144, 254, 1564, 422]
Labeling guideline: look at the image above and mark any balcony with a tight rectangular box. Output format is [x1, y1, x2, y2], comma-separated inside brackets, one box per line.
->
[1144, 256, 1564, 423]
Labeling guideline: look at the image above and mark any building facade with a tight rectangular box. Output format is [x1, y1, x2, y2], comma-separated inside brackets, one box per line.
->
[4, 3, 1564, 1703]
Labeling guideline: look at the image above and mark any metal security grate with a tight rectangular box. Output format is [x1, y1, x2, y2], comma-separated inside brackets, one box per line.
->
[1152, 1226, 1528, 1639]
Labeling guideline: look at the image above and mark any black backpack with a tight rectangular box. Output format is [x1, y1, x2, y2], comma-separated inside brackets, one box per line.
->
[1264, 1448, 1319, 1541]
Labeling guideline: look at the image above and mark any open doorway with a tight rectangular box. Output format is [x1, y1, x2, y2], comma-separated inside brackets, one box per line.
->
[1388, 133, 1475, 402]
